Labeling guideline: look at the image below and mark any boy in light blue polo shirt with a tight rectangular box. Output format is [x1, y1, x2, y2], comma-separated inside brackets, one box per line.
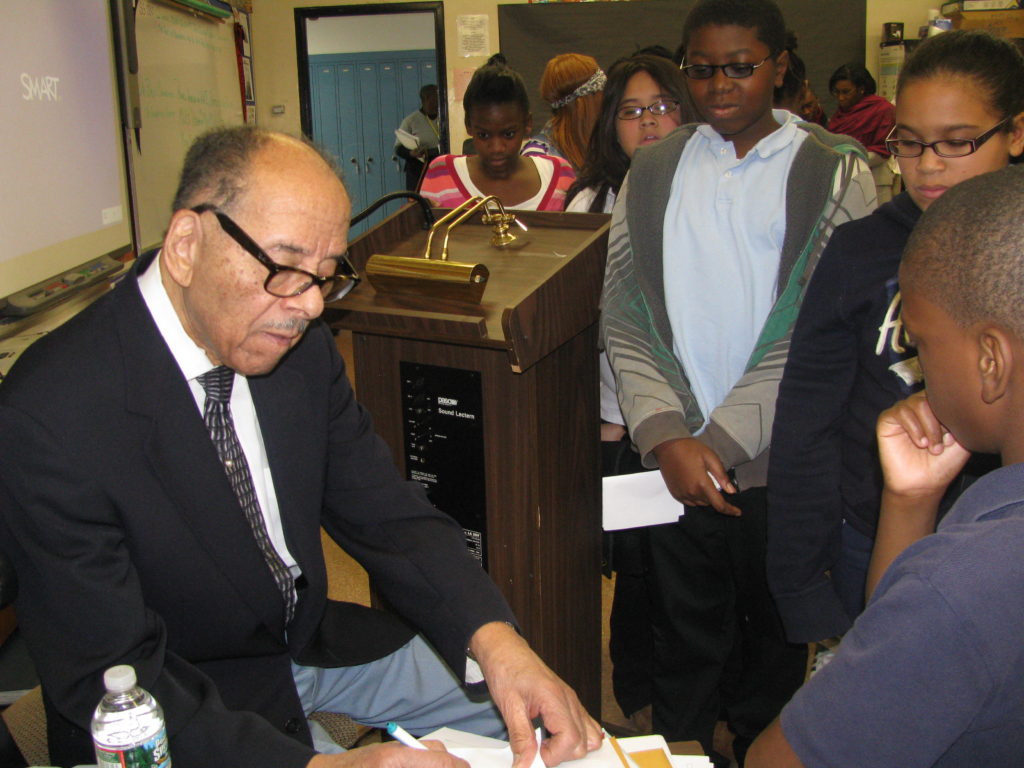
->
[600, 0, 875, 761]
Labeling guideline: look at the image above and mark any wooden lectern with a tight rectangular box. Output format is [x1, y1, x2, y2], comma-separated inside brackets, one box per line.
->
[324, 202, 610, 715]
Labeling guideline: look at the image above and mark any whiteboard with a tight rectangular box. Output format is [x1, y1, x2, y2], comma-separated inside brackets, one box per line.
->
[132, 0, 244, 249]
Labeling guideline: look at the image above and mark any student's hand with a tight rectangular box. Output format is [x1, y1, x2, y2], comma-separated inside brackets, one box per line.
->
[307, 740, 467, 768]
[877, 390, 970, 501]
[468, 621, 601, 768]
[869, 391, 971, 599]
[653, 437, 740, 516]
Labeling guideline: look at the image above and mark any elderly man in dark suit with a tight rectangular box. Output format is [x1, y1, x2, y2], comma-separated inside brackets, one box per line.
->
[0, 127, 600, 768]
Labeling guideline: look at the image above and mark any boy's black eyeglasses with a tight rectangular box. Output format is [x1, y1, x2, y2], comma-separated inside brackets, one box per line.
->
[191, 204, 360, 302]
[679, 56, 771, 80]
[884, 118, 1010, 159]
[616, 99, 681, 121]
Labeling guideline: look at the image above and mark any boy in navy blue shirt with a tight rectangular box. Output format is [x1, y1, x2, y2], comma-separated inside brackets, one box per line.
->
[750, 165, 1024, 767]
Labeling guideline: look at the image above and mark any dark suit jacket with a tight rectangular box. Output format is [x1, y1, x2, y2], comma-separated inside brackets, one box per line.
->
[0, 253, 514, 767]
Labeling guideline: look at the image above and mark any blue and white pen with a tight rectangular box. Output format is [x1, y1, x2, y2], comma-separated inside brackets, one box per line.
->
[386, 721, 428, 750]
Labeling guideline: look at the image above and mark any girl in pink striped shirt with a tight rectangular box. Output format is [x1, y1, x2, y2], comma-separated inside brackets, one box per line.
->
[421, 57, 575, 211]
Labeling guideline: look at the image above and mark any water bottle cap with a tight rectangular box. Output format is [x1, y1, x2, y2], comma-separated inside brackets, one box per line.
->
[103, 664, 137, 693]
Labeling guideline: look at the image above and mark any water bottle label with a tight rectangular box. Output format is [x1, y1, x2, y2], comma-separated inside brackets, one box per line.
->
[95, 727, 171, 768]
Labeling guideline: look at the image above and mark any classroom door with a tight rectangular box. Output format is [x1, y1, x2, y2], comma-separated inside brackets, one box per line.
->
[309, 50, 437, 237]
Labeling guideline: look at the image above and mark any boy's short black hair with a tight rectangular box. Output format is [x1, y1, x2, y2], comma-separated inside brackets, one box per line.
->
[902, 166, 1024, 336]
[681, 0, 787, 59]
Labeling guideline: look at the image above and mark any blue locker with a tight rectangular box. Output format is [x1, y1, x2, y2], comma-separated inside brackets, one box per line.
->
[309, 50, 437, 237]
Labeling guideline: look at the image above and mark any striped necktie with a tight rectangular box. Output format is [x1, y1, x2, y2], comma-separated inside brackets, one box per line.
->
[197, 365, 296, 624]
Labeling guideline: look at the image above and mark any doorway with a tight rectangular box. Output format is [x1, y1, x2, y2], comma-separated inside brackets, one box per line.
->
[295, 4, 446, 237]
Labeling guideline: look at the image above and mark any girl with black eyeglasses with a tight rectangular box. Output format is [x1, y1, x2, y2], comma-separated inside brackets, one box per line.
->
[767, 29, 1024, 658]
[566, 54, 695, 215]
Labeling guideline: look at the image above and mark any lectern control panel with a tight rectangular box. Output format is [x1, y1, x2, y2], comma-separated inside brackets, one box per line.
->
[400, 362, 487, 566]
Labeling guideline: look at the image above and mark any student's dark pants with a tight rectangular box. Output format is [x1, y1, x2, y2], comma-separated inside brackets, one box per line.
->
[404, 159, 426, 192]
[601, 435, 653, 719]
[647, 486, 806, 766]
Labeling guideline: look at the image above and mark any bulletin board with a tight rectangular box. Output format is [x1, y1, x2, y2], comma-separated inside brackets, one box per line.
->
[499, 0, 867, 125]
[131, 0, 245, 249]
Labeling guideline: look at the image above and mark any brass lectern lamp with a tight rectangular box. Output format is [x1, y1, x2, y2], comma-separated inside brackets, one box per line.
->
[363, 195, 520, 304]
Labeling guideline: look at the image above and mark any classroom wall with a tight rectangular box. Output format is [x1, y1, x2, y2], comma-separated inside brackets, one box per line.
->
[251, 0, 938, 152]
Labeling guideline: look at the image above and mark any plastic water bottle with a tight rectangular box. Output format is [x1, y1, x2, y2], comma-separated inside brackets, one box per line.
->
[91, 665, 172, 768]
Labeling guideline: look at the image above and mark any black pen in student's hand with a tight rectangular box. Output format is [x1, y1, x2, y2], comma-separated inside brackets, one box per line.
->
[387, 722, 428, 750]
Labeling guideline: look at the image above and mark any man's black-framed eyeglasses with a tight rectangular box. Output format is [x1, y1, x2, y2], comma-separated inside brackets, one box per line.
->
[616, 99, 681, 121]
[191, 203, 360, 302]
[679, 55, 771, 80]
[884, 117, 1011, 159]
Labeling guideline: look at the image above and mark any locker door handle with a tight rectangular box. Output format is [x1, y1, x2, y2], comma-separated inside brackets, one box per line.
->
[349, 157, 360, 175]
[365, 156, 375, 174]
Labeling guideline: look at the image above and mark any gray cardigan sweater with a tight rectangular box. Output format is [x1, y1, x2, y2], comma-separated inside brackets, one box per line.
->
[600, 122, 876, 488]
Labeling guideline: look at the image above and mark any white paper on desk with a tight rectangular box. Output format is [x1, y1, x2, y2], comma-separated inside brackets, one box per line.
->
[421, 728, 712, 768]
[602, 471, 683, 531]
[423, 727, 545, 768]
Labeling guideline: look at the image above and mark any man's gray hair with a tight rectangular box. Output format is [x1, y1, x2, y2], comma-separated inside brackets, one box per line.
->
[170, 125, 344, 213]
